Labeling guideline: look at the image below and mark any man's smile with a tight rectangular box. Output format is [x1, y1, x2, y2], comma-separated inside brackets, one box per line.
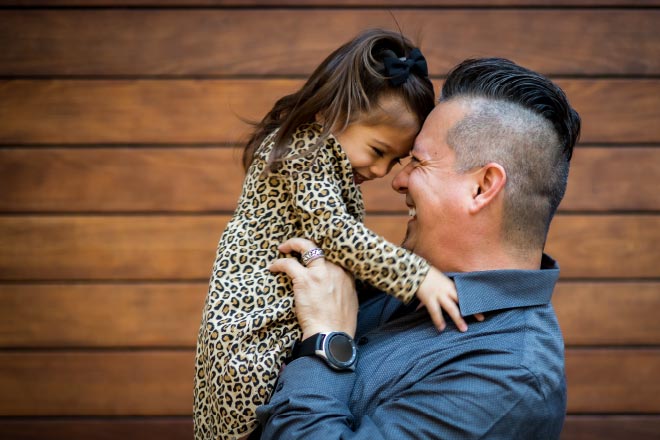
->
[406, 197, 417, 219]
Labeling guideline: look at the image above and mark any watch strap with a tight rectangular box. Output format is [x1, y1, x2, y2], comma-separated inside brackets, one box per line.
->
[290, 333, 323, 361]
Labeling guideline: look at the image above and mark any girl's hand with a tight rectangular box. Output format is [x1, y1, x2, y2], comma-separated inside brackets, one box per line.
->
[416, 267, 483, 332]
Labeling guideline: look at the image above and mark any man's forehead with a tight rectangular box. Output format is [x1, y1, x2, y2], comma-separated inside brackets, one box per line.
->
[415, 99, 469, 153]
[413, 115, 447, 157]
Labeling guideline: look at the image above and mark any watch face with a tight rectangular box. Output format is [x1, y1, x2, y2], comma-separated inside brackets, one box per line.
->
[327, 333, 354, 363]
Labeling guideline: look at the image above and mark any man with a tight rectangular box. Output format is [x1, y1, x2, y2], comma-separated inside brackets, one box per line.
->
[259, 58, 581, 439]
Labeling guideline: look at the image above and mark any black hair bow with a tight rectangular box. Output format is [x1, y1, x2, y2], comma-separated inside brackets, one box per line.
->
[383, 48, 429, 86]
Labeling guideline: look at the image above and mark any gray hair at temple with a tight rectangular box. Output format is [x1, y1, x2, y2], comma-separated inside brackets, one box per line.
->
[441, 58, 581, 250]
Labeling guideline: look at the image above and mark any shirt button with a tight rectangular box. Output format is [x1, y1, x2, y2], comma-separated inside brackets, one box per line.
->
[276, 382, 284, 392]
[358, 337, 369, 345]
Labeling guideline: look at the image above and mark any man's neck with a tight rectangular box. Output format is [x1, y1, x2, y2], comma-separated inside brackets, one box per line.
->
[438, 247, 543, 273]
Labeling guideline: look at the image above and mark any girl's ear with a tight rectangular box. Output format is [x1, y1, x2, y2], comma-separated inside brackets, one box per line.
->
[468, 163, 507, 214]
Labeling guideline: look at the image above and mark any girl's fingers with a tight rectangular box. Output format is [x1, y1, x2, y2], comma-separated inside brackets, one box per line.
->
[426, 301, 446, 332]
[441, 296, 468, 332]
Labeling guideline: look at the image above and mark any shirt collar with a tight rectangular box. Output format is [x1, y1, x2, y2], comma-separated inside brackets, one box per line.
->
[449, 254, 560, 316]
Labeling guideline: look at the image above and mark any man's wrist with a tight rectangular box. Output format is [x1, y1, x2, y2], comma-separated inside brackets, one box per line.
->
[302, 325, 355, 341]
[290, 332, 358, 371]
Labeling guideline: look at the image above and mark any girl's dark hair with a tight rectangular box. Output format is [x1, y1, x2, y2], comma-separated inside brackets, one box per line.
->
[242, 28, 435, 173]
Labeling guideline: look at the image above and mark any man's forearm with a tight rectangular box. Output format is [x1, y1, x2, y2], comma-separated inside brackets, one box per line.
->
[256, 357, 360, 439]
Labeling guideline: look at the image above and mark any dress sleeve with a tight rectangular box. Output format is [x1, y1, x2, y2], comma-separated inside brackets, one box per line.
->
[277, 132, 429, 304]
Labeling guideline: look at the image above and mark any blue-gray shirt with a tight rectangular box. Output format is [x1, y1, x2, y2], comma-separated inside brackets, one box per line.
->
[257, 254, 566, 439]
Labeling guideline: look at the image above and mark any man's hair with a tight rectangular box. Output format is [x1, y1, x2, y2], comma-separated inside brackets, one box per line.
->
[242, 28, 435, 173]
[441, 58, 581, 250]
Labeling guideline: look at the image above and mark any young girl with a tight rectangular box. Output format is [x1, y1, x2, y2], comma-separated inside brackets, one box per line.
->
[194, 29, 466, 440]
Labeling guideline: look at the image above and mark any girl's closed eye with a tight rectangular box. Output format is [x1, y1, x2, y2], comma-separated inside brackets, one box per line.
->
[371, 146, 385, 157]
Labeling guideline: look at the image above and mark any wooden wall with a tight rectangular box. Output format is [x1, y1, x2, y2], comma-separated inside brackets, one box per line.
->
[0, 1, 658, 439]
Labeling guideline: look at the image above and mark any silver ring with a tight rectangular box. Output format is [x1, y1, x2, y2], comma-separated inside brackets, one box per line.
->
[301, 248, 325, 266]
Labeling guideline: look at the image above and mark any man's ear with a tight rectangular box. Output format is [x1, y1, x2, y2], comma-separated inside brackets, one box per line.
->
[468, 163, 506, 214]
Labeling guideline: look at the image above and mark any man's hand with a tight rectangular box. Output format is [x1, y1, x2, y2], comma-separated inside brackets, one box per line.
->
[269, 238, 358, 340]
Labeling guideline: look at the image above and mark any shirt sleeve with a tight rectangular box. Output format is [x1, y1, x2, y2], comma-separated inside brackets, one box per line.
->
[277, 136, 429, 303]
[256, 354, 563, 440]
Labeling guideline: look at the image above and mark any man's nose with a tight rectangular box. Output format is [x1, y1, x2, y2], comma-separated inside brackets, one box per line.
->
[392, 164, 410, 193]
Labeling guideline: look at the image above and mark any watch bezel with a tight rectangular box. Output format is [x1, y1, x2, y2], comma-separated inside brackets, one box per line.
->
[316, 332, 357, 371]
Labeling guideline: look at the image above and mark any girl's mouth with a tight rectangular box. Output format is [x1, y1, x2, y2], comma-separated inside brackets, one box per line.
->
[353, 172, 368, 185]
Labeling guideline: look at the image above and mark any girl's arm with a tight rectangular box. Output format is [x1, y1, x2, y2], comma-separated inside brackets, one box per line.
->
[279, 141, 428, 304]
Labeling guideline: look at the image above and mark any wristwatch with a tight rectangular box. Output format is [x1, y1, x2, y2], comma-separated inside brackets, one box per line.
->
[290, 332, 358, 371]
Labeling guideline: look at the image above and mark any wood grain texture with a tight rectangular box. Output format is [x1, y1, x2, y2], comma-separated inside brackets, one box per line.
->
[0, 147, 245, 212]
[4, 1, 658, 7]
[0, 0, 656, 435]
[2, 147, 658, 213]
[0, 79, 295, 145]
[560, 416, 660, 440]
[553, 282, 660, 346]
[0, 215, 656, 280]
[0, 79, 658, 144]
[1, 9, 658, 76]
[0, 418, 193, 440]
[1, 415, 660, 440]
[0, 281, 656, 348]
[559, 147, 660, 212]
[0, 349, 656, 415]
[544, 215, 659, 279]
[0, 283, 206, 347]
[0, 351, 195, 416]
[566, 349, 660, 413]
[0, 215, 225, 280]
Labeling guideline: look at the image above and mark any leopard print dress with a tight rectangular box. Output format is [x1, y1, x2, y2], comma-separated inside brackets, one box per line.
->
[193, 123, 430, 440]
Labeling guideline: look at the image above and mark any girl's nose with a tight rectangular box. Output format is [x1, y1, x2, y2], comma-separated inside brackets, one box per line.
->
[370, 162, 389, 178]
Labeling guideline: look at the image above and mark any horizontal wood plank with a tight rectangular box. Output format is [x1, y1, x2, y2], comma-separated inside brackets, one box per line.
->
[1, 147, 658, 213]
[553, 282, 660, 346]
[0, 215, 225, 281]
[0, 349, 657, 415]
[0, 215, 656, 280]
[560, 416, 660, 440]
[566, 349, 660, 413]
[544, 215, 659, 279]
[1, 9, 658, 76]
[0, 281, 656, 348]
[0, 417, 193, 440]
[0, 284, 206, 347]
[0, 79, 658, 144]
[0, 147, 246, 212]
[0, 79, 294, 145]
[1, 415, 659, 440]
[0, 351, 195, 416]
[4, 1, 658, 7]
[558, 147, 660, 212]
[0, 416, 193, 440]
